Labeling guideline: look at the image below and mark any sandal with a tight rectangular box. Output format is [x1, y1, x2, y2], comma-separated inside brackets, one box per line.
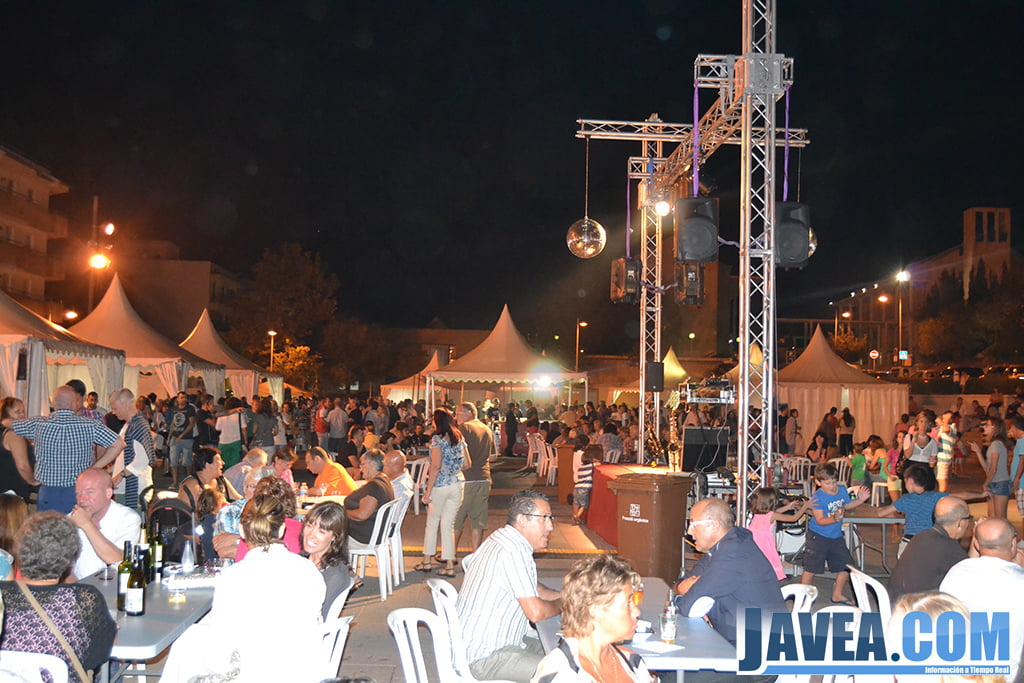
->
[413, 561, 438, 572]
[434, 553, 458, 565]
[436, 567, 457, 577]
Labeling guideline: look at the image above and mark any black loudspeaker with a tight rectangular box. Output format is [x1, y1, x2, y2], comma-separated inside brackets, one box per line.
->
[645, 362, 664, 392]
[775, 202, 812, 269]
[682, 427, 730, 471]
[610, 258, 640, 304]
[674, 198, 719, 263]
[674, 262, 705, 307]
[15, 349, 26, 381]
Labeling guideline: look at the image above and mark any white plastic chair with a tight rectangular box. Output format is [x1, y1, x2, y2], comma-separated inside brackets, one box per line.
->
[426, 578, 474, 677]
[389, 495, 411, 586]
[324, 582, 355, 620]
[388, 608, 473, 683]
[321, 615, 354, 678]
[783, 456, 814, 496]
[0, 651, 69, 683]
[348, 498, 400, 601]
[780, 584, 818, 612]
[543, 442, 558, 486]
[847, 564, 892, 624]
[408, 459, 430, 515]
[605, 448, 623, 464]
[827, 457, 851, 486]
[524, 433, 543, 471]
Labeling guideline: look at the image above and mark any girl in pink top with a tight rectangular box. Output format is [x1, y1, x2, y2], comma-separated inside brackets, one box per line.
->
[746, 487, 811, 580]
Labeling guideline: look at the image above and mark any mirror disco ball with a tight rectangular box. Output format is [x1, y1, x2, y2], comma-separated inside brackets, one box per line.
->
[566, 217, 606, 259]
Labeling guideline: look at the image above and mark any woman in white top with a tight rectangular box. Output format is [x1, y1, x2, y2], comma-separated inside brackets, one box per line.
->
[532, 554, 654, 683]
[160, 493, 327, 682]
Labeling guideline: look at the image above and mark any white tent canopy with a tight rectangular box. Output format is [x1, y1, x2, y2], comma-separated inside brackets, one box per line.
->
[426, 305, 587, 412]
[180, 308, 283, 403]
[0, 289, 125, 416]
[71, 274, 225, 398]
[381, 350, 441, 403]
[606, 346, 689, 405]
[777, 326, 908, 447]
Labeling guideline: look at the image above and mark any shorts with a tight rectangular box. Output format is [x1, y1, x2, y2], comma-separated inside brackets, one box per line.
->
[987, 479, 1011, 497]
[936, 461, 950, 481]
[169, 439, 194, 468]
[802, 529, 855, 575]
[454, 480, 491, 530]
[886, 477, 902, 493]
[574, 487, 591, 509]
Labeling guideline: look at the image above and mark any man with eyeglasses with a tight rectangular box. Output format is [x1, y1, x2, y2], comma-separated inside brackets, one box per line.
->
[457, 489, 561, 682]
[887, 495, 971, 601]
[941, 516, 1024, 680]
[672, 498, 786, 654]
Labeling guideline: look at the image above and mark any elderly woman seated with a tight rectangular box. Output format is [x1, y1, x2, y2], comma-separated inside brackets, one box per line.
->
[160, 493, 328, 682]
[179, 446, 241, 512]
[0, 512, 117, 682]
[531, 554, 653, 683]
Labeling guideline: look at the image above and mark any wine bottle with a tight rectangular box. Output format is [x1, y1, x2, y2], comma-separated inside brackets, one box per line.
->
[149, 521, 164, 579]
[125, 547, 146, 616]
[116, 540, 132, 611]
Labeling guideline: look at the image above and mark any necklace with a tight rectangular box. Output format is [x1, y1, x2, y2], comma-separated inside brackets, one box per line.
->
[579, 645, 626, 683]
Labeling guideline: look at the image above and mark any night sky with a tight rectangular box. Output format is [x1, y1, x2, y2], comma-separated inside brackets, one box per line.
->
[2, 1, 1021, 354]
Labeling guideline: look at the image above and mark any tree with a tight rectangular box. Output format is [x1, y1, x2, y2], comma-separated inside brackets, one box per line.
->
[829, 331, 868, 364]
[273, 343, 323, 391]
[225, 243, 339, 360]
[320, 318, 411, 391]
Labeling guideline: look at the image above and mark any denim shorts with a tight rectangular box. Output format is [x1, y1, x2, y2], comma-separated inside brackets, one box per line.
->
[987, 479, 1011, 497]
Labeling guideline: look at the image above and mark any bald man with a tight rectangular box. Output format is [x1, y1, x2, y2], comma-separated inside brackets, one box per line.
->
[13, 385, 124, 513]
[673, 498, 786, 648]
[887, 495, 971, 601]
[383, 450, 414, 509]
[941, 516, 1024, 679]
[70, 468, 142, 579]
[109, 388, 156, 511]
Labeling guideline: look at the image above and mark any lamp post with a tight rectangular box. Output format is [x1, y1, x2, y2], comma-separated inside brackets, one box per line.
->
[87, 196, 115, 313]
[896, 270, 910, 365]
[574, 319, 588, 372]
[268, 330, 278, 371]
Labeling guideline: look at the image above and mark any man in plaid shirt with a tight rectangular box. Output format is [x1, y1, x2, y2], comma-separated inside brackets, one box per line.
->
[13, 385, 125, 513]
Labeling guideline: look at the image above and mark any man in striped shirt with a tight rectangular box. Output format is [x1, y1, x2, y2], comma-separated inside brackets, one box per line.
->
[457, 490, 562, 682]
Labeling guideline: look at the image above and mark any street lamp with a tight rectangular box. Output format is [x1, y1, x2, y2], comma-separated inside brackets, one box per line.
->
[574, 320, 588, 372]
[896, 270, 910, 364]
[268, 330, 278, 371]
[87, 196, 116, 313]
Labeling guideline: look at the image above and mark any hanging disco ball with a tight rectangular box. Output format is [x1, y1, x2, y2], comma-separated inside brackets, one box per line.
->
[566, 217, 606, 259]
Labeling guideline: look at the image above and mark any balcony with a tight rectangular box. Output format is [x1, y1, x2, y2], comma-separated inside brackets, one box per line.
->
[0, 239, 64, 280]
[0, 188, 68, 237]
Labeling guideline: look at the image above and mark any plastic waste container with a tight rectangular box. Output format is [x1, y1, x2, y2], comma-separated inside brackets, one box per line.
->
[607, 473, 692, 582]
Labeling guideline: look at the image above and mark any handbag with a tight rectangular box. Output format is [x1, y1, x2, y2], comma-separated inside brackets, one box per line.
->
[16, 581, 93, 682]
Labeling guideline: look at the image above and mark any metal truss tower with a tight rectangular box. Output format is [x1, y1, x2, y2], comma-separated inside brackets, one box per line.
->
[576, 0, 802, 523]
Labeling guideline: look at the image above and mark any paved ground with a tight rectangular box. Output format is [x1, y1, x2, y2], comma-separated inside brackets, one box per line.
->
[149, 453, 1002, 682]
[332, 455, 1004, 682]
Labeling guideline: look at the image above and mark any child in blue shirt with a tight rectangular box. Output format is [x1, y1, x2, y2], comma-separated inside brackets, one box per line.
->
[877, 462, 946, 557]
[800, 462, 870, 604]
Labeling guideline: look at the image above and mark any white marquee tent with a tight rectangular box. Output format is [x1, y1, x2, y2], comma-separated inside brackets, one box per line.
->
[0, 289, 125, 416]
[180, 309, 284, 403]
[381, 350, 441, 403]
[777, 326, 908, 446]
[425, 305, 587, 412]
[71, 275, 225, 398]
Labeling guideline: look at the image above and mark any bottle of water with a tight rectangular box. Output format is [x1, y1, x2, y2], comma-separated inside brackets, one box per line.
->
[181, 539, 195, 574]
[660, 590, 678, 643]
[299, 482, 308, 503]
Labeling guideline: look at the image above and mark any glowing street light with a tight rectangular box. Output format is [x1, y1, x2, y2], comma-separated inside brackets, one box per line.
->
[89, 253, 111, 269]
[896, 270, 910, 364]
[268, 330, 278, 371]
[574, 320, 588, 372]
[63, 310, 78, 322]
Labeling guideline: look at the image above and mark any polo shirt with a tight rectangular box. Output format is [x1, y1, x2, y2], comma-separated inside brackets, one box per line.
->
[887, 525, 967, 601]
[344, 473, 394, 544]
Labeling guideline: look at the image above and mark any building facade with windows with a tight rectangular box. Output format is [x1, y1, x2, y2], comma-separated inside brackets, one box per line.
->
[0, 146, 68, 316]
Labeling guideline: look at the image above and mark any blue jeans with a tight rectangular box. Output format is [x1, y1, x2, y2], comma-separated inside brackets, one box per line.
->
[38, 485, 76, 513]
[169, 439, 194, 467]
